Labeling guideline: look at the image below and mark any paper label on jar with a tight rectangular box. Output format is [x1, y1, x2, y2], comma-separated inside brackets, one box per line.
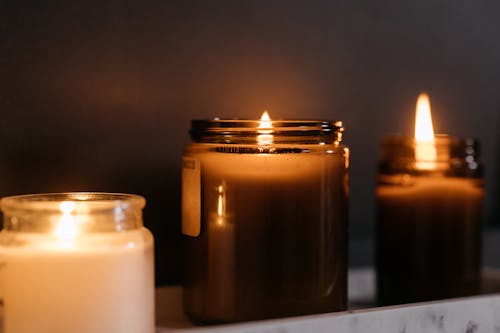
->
[182, 156, 201, 237]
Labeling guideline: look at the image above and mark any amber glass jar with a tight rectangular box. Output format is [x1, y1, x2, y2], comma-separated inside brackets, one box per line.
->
[376, 135, 483, 305]
[182, 119, 349, 323]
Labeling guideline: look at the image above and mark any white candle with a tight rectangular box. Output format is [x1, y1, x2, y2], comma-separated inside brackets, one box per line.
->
[0, 193, 155, 333]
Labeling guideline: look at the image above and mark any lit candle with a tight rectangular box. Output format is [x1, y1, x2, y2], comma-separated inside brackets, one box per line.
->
[182, 113, 349, 322]
[376, 93, 483, 306]
[0, 193, 155, 333]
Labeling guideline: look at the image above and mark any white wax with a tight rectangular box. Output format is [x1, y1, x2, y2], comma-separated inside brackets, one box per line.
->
[0, 228, 155, 333]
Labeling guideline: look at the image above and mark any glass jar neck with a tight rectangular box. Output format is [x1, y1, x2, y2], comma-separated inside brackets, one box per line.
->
[189, 119, 344, 145]
[379, 135, 482, 177]
[1, 193, 145, 233]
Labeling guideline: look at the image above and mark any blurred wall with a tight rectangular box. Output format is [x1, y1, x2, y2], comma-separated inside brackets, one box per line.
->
[1, 0, 499, 284]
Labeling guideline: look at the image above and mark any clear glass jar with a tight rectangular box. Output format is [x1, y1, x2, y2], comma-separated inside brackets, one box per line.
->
[182, 119, 349, 323]
[0, 192, 155, 333]
[376, 135, 483, 305]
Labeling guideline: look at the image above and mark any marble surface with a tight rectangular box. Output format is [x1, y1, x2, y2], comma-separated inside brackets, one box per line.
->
[155, 268, 500, 333]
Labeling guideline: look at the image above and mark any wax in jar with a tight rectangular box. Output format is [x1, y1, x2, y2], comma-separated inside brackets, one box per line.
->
[377, 176, 483, 304]
[0, 229, 154, 333]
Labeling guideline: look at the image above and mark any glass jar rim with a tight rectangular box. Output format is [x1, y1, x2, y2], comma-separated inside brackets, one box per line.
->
[1, 192, 146, 214]
[191, 118, 342, 132]
[380, 134, 480, 157]
[380, 134, 473, 145]
[378, 134, 481, 177]
[190, 119, 344, 144]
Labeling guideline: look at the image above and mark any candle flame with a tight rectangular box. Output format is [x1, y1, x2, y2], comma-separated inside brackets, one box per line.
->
[54, 201, 79, 240]
[257, 111, 273, 145]
[259, 111, 272, 128]
[414, 93, 437, 169]
[415, 93, 435, 142]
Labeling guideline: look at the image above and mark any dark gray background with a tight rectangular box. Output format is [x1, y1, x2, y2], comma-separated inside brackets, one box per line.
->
[1, 1, 499, 285]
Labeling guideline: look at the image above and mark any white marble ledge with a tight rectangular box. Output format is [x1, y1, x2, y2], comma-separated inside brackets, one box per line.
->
[156, 268, 500, 333]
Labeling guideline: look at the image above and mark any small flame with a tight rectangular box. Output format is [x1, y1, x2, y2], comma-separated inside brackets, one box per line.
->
[259, 111, 272, 128]
[415, 93, 435, 142]
[414, 93, 437, 169]
[257, 111, 273, 145]
[54, 201, 78, 240]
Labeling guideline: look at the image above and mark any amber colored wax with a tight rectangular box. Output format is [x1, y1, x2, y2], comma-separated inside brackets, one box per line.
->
[205, 213, 235, 318]
[376, 176, 483, 306]
[183, 146, 348, 323]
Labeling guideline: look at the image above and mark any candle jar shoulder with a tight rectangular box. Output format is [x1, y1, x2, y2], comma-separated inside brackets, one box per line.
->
[377, 175, 484, 201]
[184, 142, 349, 178]
[0, 227, 154, 253]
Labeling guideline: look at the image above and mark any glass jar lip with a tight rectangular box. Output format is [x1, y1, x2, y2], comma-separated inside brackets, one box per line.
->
[380, 134, 480, 156]
[382, 133, 455, 144]
[191, 118, 342, 131]
[1, 192, 146, 214]
[381, 134, 478, 145]
[378, 134, 482, 177]
[190, 118, 344, 144]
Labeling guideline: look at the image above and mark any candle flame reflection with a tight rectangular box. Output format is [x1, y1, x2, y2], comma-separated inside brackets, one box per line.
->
[414, 93, 437, 169]
[54, 201, 79, 240]
[216, 184, 226, 226]
[217, 185, 225, 217]
[257, 111, 273, 145]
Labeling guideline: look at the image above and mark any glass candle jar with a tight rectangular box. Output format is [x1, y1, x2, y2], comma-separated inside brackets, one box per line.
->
[0, 193, 155, 333]
[376, 135, 483, 306]
[182, 117, 349, 323]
